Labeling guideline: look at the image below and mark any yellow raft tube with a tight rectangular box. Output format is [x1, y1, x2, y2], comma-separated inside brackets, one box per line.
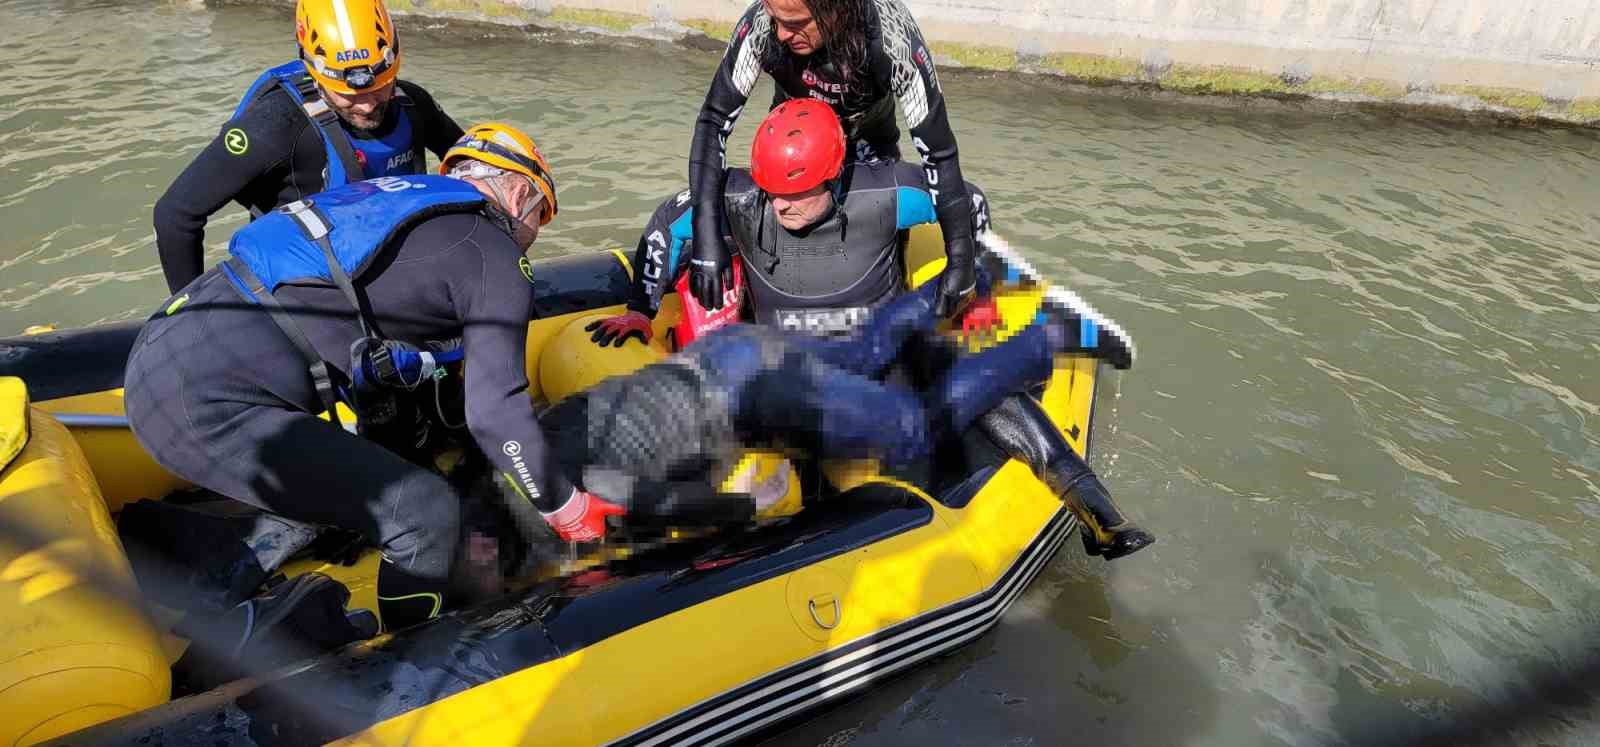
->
[0, 228, 1120, 746]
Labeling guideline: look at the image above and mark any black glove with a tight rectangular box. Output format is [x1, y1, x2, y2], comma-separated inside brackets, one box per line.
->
[688, 233, 734, 311]
[934, 234, 978, 318]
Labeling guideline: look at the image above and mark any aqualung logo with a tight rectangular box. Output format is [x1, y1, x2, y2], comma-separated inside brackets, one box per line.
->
[502, 440, 542, 501]
[224, 128, 249, 155]
[335, 49, 372, 63]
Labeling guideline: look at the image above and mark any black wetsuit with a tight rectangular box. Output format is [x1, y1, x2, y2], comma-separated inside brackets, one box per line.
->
[153, 80, 462, 293]
[125, 210, 564, 629]
[687, 0, 974, 306]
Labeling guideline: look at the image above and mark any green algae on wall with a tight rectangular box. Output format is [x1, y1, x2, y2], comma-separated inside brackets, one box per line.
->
[682, 17, 733, 41]
[1437, 84, 1546, 114]
[1567, 99, 1600, 120]
[1300, 75, 1406, 100]
[388, 0, 530, 18]
[1040, 53, 1140, 83]
[1161, 65, 1291, 96]
[929, 41, 1017, 71]
[546, 6, 648, 32]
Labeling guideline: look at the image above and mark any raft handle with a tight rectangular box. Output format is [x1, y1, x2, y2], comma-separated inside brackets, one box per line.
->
[808, 594, 840, 630]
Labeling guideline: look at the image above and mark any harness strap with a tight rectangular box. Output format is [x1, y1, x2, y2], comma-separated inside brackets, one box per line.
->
[224, 258, 347, 428]
[293, 76, 365, 187]
[280, 200, 376, 339]
[392, 86, 428, 171]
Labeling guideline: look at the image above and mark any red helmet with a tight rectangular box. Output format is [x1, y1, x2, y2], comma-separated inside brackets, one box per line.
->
[750, 99, 846, 194]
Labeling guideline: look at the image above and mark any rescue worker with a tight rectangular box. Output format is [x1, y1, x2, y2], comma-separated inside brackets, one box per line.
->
[126, 123, 570, 633]
[596, 98, 982, 341]
[153, 0, 464, 294]
[593, 101, 1154, 559]
[685, 0, 979, 322]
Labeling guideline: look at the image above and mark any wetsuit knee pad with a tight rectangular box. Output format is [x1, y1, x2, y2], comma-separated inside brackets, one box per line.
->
[375, 470, 461, 582]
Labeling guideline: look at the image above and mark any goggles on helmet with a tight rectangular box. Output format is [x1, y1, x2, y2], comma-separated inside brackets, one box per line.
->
[450, 137, 555, 194]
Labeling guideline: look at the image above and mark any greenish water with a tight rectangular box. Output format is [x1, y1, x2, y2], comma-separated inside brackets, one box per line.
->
[3, 2, 1599, 745]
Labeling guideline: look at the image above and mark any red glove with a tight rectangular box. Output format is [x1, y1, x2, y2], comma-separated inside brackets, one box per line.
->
[960, 296, 1004, 337]
[542, 488, 626, 543]
[585, 311, 653, 348]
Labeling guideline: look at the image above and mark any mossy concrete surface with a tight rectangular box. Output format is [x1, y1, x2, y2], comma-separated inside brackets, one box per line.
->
[1038, 53, 1141, 83]
[681, 18, 734, 41]
[546, 6, 648, 32]
[1568, 99, 1600, 120]
[1437, 84, 1545, 114]
[386, 0, 533, 20]
[234, 0, 1600, 128]
[929, 41, 1018, 72]
[1163, 65, 1291, 96]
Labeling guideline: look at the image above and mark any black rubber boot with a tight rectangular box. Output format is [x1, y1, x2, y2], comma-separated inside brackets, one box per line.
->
[1044, 465, 1155, 561]
[978, 395, 1154, 561]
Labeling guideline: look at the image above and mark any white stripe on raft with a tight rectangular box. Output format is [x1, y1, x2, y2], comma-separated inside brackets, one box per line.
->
[977, 231, 1138, 367]
[699, 517, 1071, 747]
[620, 512, 1074, 747]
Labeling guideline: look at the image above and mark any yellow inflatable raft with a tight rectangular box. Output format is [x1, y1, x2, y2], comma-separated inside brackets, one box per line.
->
[0, 228, 1123, 746]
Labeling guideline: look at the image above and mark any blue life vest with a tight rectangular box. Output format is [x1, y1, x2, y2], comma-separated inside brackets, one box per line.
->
[227, 174, 484, 293]
[222, 174, 484, 423]
[350, 110, 416, 178]
[234, 62, 426, 190]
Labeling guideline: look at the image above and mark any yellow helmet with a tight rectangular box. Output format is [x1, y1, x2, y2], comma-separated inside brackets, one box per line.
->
[296, 0, 400, 94]
[441, 123, 559, 225]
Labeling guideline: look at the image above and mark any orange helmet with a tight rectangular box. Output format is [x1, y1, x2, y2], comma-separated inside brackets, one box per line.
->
[441, 123, 559, 225]
[296, 0, 400, 94]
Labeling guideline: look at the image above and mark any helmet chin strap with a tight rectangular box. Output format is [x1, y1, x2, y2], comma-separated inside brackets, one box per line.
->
[479, 188, 522, 239]
[481, 175, 542, 228]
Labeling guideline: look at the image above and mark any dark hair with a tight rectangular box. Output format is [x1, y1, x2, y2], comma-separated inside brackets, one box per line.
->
[761, 0, 870, 87]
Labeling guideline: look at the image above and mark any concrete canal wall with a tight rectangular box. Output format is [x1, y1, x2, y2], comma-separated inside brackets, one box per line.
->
[269, 0, 1600, 124]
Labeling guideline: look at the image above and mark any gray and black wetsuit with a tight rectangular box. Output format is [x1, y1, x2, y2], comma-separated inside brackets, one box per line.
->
[629, 162, 989, 335]
[125, 209, 562, 630]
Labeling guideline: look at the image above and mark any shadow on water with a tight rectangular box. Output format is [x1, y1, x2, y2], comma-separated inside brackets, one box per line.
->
[1228, 545, 1600, 747]
[748, 536, 1219, 746]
